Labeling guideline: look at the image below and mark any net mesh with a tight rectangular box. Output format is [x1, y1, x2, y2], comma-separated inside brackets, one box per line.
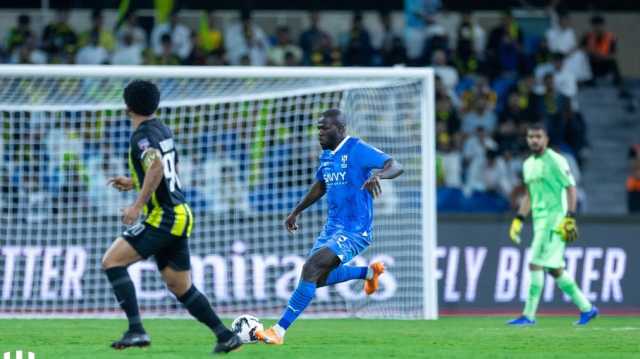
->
[0, 71, 429, 319]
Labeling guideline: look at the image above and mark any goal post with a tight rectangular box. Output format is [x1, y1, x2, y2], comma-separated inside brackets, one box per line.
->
[0, 65, 437, 319]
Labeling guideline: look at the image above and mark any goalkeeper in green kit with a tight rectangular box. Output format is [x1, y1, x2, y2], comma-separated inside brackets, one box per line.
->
[508, 123, 598, 326]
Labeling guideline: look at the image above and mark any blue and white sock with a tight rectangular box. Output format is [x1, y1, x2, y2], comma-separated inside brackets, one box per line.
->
[320, 265, 369, 287]
[276, 280, 317, 334]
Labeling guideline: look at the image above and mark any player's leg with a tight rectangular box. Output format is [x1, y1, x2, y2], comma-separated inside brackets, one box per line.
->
[509, 220, 548, 325]
[102, 229, 151, 349]
[548, 268, 598, 325]
[317, 263, 385, 295]
[101, 237, 145, 335]
[157, 236, 241, 353]
[257, 247, 339, 344]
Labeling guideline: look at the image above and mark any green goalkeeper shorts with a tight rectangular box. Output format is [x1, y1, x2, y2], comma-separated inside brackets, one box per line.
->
[530, 214, 566, 269]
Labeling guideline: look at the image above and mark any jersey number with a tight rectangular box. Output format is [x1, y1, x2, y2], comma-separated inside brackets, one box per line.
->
[162, 151, 182, 192]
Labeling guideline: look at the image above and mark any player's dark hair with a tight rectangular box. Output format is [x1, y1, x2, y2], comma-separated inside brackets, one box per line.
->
[321, 108, 346, 129]
[527, 122, 547, 133]
[123, 80, 160, 116]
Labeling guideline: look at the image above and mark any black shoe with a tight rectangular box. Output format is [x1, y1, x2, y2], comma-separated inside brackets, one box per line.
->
[213, 334, 243, 354]
[111, 330, 151, 350]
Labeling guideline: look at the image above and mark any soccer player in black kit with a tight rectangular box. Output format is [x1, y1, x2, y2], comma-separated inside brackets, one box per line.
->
[101, 80, 241, 354]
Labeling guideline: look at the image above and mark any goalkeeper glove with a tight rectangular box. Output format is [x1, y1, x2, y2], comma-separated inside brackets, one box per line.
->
[509, 215, 525, 245]
[557, 212, 578, 242]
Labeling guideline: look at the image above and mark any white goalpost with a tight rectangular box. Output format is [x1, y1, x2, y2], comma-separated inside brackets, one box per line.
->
[0, 65, 437, 319]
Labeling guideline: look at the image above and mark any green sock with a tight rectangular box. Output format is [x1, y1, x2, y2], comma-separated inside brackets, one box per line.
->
[523, 270, 544, 320]
[556, 272, 592, 312]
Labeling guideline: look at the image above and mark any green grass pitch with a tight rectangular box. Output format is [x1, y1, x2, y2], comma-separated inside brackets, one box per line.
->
[1, 317, 639, 358]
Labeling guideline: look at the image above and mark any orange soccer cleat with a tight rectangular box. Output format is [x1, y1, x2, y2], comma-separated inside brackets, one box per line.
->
[255, 326, 284, 345]
[364, 262, 385, 295]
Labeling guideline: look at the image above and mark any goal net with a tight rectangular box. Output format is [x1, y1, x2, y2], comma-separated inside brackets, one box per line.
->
[0, 66, 436, 319]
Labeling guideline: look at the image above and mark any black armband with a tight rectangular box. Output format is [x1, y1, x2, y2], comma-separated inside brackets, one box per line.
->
[566, 211, 576, 218]
[515, 214, 525, 221]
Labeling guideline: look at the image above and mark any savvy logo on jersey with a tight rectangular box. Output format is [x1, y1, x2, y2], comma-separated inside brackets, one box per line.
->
[323, 171, 347, 185]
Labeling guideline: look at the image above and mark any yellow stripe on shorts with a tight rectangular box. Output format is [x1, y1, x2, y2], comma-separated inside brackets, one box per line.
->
[170, 204, 188, 237]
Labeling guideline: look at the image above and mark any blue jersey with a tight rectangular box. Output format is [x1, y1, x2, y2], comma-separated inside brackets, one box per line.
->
[315, 136, 391, 235]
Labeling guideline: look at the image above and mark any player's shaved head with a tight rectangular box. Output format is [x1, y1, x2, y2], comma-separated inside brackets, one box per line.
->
[318, 109, 347, 150]
[321, 109, 347, 130]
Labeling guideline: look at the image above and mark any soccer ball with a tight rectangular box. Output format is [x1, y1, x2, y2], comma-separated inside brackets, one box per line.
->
[231, 314, 264, 343]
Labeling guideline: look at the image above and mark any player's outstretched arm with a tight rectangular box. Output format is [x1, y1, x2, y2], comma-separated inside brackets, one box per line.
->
[362, 158, 403, 198]
[509, 190, 530, 244]
[285, 180, 326, 233]
[121, 149, 164, 225]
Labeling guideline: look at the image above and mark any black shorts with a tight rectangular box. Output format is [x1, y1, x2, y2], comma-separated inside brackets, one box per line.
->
[122, 223, 191, 271]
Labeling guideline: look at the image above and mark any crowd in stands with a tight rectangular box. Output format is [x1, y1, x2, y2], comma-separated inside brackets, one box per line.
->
[0, 3, 632, 214]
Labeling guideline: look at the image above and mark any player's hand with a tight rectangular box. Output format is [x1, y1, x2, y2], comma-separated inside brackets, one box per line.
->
[108, 176, 134, 192]
[557, 215, 578, 242]
[362, 174, 382, 198]
[121, 204, 142, 226]
[284, 213, 299, 234]
[509, 215, 524, 245]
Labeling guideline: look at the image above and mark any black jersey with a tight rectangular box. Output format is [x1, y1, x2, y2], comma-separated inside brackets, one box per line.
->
[128, 118, 193, 237]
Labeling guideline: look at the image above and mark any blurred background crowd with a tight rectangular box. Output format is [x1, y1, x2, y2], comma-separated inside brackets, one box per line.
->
[0, 0, 638, 216]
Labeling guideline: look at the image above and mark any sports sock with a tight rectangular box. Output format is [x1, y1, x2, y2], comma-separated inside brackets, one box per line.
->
[318, 265, 368, 287]
[523, 269, 544, 320]
[105, 266, 145, 333]
[555, 272, 592, 312]
[178, 285, 234, 342]
[277, 280, 316, 331]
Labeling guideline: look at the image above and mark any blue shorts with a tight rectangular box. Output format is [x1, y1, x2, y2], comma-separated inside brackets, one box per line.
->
[309, 228, 372, 263]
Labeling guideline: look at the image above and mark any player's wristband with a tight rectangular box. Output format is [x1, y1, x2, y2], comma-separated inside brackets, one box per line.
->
[566, 211, 576, 218]
[515, 214, 525, 222]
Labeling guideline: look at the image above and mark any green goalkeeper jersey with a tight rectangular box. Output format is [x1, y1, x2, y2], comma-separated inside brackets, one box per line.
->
[523, 148, 575, 219]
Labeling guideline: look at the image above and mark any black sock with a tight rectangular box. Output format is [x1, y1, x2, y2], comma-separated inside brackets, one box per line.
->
[178, 285, 233, 342]
[105, 266, 145, 333]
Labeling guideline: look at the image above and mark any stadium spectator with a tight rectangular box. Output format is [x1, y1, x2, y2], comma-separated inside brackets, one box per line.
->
[461, 97, 498, 135]
[342, 12, 373, 66]
[486, 11, 524, 78]
[299, 11, 330, 66]
[496, 93, 527, 153]
[436, 136, 463, 189]
[80, 9, 115, 52]
[10, 34, 46, 64]
[224, 10, 270, 66]
[432, 49, 459, 93]
[463, 126, 497, 166]
[583, 15, 627, 97]
[116, 12, 147, 49]
[151, 9, 193, 60]
[373, 11, 406, 66]
[149, 33, 181, 65]
[404, 0, 442, 64]
[41, 9, 77, 64]
[627, 160, 640, 213]
[465, 149, 513, 203]
[461, 76, 497, 113]
[197, 11, 225, 62]
[535, 53, 577, 106]
[111, 33, 143, 65]
[436, 94, 461, 142]
[547, 99, 588, 165]
[5, 14, 33, 54]
[307, 32, 341, 67]
[268, 26, 302, 66]
[75, 31, 108, 65]
[453, 10, 485, 76]
[545, 8, 592, 83]
[420, 14, 448, 65]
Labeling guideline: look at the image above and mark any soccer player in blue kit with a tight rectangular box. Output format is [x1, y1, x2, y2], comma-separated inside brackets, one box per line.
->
[256, 109, 404, 345]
